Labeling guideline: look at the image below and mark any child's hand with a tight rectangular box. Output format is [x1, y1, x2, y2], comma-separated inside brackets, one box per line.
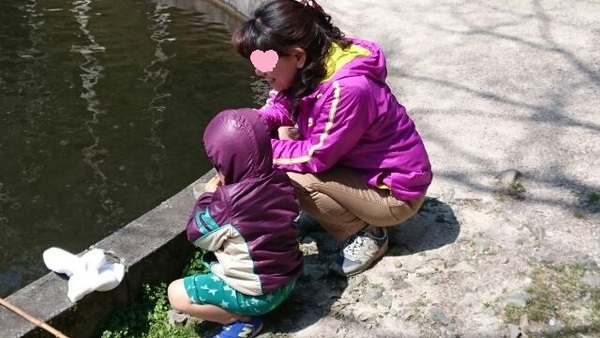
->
[205, 175, 222, 193]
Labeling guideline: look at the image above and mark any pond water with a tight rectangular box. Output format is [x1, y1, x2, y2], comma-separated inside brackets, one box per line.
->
[0, 0, 263, 296]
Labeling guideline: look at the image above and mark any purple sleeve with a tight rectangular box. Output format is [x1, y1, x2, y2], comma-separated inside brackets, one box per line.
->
[271, 80, 374, 173]
[257, 90, 294, 131]
[185, 192, 213, 243]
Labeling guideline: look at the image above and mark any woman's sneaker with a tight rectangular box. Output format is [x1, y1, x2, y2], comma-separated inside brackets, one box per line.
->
[331, 226, 389, 276]
[212, 317, 263, 338]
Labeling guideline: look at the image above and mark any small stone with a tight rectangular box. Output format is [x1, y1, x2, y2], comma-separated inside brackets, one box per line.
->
[483, 306, 496, 317]
[477, 242, 491, 255]
[503, 293, 533, 307]
[430, 307, 451, 326]
[383, 271, 396, 279]
[364, 286, 384, 302]
[440, 188, 455, 203]
[507, 324, 522, 338]
[378, 296, 393, 309]
[355, 308, 374, 322]
[519, 314, 529, 328]
[391, 280, 411, 290]
[496, 169, 522, 188]
[581, 274, 600, 288]
[347, 274, 367, 290]
[403, 310, 417, 321]
[417, 266, 437, 276]
[401, 257, 424, 272]
[548, 318, 564, 332]
[447, 323, 459, 334]
[451, 261, 476, 273]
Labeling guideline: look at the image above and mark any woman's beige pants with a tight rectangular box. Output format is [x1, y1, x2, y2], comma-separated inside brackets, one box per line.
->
[287, 166, 424, 241]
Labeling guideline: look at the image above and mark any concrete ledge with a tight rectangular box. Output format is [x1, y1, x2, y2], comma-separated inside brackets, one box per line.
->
[0, 172, 211, 338]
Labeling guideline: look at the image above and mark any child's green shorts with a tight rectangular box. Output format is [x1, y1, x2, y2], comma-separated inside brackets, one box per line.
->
[183, 273, 296, 316]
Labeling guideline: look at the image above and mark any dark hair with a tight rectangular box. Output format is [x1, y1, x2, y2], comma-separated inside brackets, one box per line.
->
[232, 0, 350, 117]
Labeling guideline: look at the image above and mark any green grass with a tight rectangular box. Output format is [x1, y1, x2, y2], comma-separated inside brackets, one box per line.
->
[181, 249, 209, 276]
[495, 181, 526, 202]
[571, 190, 600, 219]
[99, 283, 204, 338]
[504, 303, 524, 323]
[588, 192, 600, 204]
[98, 249, 213, 338]
[503, 263, 600, 337]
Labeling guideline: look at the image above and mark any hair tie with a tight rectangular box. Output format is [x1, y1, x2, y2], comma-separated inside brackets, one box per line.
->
[298, 0, 315, 7]
[298, 0, 325, 13]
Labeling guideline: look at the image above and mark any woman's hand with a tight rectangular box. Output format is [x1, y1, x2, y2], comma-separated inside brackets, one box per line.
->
[205, 175, 222, 193]
[278, 126, 300, 140]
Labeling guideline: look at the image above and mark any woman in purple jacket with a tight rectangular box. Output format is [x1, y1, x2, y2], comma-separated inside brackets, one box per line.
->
[232, 0, 433, 276]
[168, 109, 303, 338]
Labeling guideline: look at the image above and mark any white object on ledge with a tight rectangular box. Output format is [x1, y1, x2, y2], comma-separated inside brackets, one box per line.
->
[42, 247, 126, 302]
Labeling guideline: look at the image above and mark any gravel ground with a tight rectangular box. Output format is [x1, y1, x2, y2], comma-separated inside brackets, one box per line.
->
[250, 0, 600, 337]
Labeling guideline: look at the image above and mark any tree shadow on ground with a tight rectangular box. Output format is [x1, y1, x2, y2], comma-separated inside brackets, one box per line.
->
[389, 196, 460, 255]
[262, 197, 459, 335]
[264, 272, 348, 335]
[263, 231, 348, 335]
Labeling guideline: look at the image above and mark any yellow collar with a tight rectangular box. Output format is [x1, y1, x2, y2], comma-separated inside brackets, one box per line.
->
[321, 42, 371, 83]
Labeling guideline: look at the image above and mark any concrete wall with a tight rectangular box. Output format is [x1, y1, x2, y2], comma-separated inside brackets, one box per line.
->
[0, 2, 268, 336]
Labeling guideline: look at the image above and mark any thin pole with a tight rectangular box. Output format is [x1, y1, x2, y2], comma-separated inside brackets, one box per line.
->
[0, 297, 69, 338]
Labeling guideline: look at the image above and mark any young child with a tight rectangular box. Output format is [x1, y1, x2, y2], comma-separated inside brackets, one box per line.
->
[232, 0, 432, 276]
[167, 109, 303, 338]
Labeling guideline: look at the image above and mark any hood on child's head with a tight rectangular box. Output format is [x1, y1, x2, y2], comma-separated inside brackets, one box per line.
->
[202, 109, 273, 184]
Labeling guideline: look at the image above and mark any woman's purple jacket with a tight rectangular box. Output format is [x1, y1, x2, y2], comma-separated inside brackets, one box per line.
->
[185, 109, 303, 296]
[259, 38, 433, 200]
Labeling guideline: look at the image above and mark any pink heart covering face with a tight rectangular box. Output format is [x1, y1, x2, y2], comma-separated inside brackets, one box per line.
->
[250, 50, 279, 73]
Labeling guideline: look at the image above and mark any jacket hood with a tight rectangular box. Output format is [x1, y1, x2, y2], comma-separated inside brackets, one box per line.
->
[321, 38, 388, 85]
[203, 109, 273, 184]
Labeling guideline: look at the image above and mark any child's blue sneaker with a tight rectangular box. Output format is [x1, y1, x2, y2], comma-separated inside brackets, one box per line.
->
[212, 317, 263, 338]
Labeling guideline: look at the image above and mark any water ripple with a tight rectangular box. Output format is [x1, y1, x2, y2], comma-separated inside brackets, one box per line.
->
[0, 0, 256, 297]
[71, 0, 108, 185]
[140, 2, 174, 190]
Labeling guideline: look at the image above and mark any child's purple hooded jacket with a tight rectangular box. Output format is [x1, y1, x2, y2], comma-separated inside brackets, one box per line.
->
[186, 109, 303, 296]
[258, 38, 432, 200]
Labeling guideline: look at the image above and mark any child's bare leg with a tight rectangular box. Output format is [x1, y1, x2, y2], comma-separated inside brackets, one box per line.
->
[168, 279, 250, 324]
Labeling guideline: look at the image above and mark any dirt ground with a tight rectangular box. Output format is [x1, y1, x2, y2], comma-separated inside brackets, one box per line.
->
[261, 187, 599, 338]
[249, 0, 600, 337]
